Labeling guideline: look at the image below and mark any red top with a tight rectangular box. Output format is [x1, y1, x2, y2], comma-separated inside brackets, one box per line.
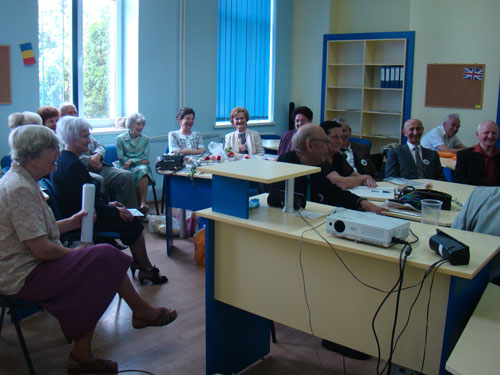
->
[473, 144, 500, 186]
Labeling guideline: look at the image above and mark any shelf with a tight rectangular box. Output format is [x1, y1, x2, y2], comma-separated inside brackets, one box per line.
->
[363, 87, 402, 91]
[325, 108, 361, 113]
[327, 40, 364, 64]
[363, 110, 401, 116]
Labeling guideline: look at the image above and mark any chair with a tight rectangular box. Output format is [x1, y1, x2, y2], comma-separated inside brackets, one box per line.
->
[1, 155, 12, 174]
[160, 146, 169, 213]
[39, 178, 121, 247]
[0, 295, 45, 374]
[349, 137, 372, 151]
[104, 144, 159, 215]
[260, 134, 281, 140]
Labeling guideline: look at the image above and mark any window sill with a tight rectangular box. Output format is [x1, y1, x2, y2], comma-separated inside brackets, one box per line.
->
[91, 127, 127, 135]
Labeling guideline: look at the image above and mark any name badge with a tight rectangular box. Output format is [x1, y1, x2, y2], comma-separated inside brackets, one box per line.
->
[423, 159, 430, 165]
[361, 159, 368, 166]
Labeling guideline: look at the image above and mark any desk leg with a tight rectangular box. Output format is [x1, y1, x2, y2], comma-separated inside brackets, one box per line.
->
[205, 220, 270, 375]
[163, 175, 174, 256]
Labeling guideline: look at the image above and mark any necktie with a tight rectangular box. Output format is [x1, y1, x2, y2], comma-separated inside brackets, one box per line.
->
[414, 147, 425, 178]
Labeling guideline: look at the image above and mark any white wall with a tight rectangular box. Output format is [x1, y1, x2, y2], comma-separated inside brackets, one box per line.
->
[0, 0, 39, 157]
[409, 0, 500, 145]
[290, 0, 331, 123]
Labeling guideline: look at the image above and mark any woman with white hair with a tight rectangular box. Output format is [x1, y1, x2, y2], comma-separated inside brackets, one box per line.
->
[51, 116, 168, 285]
[116, 113, 154, 215]
[7, 111, 42, 128]
[0, 125, 176, 373]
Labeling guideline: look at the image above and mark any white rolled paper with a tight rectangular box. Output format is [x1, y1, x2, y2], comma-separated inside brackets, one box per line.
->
[80, 183, 96, 243]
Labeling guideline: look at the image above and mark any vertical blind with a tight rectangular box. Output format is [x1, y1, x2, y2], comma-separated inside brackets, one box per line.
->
[217, 0, 272, 122]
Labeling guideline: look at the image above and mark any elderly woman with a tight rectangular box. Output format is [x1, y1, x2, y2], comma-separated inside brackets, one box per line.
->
[116, 113, 154, 215]
[168, 107, 205, 155]
[0, 125, 176, 373]
[7, 111, 42, 128]
[224, 107, 264, 156]
[278, 106, 313, 155]
[51, 116, 167, 285]
[37, 105, 60, 131]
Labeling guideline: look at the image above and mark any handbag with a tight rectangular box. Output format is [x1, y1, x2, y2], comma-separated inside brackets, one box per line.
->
[391, 186, 452, 211]
[155, 154, 185, 171]
[267, 189, 306, 210]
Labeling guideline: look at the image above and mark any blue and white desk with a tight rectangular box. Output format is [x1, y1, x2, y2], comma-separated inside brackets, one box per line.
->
[157, 169, 212, 255]
[198, 188, 500, 375]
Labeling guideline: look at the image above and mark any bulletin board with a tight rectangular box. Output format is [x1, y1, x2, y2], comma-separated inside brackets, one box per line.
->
[0, 45, 12, 104]
[425, 63, 484, 109]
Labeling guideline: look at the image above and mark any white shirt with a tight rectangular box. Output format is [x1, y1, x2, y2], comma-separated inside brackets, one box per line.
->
[421, 125, 462, 151]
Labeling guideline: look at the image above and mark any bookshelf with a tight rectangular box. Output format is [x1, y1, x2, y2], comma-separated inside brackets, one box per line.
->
[321, 32, 415, 152]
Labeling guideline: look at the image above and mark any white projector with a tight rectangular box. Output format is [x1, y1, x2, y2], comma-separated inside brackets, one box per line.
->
[326, 208, 410, 247]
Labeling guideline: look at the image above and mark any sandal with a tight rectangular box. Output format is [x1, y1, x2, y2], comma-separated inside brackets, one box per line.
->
[67, 353, 118, 374]
[132, 307, 178, 329]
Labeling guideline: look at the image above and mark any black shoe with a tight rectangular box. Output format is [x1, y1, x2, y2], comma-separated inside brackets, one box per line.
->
[321, 339, 371, 360]
[138, 266, 168, 285]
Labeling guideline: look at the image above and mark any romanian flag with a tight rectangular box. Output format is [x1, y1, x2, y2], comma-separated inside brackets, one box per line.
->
[20, 42, 36, 65]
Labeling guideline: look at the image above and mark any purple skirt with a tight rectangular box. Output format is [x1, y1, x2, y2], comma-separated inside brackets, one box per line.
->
[13, 244, 132, 341]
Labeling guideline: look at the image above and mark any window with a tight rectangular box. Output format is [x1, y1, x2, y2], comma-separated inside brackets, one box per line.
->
[39, 0, 122, 124]
[216, 0, 274, 125]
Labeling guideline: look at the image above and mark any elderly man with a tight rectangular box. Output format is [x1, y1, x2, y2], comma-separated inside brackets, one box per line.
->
[421, 113, 466, 153]
[455, 120, 500, 186]
[59, 103, 139, 208]
[385, 119, 445, 180]
[270, 124, 383, 214]
[336, 117, 379, 179]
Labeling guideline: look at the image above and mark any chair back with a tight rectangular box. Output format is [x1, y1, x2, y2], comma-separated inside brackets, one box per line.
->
[260, 134, 281, 140]
[39, 178, 63, 220]
[1, 155, 12, 174]
[104, 144, 118, 164]
[349, 137, 372, 151]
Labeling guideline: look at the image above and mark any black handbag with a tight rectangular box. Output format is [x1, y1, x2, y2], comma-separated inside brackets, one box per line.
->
[267, 189, 306, 210]
[155, 154, 185, 171]
[391, 186, 452, 211]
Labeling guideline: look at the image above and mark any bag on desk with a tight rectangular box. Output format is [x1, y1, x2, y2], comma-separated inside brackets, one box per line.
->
[155, 154, 185, 171]
[391, 186, 452, 211]
[267, 189, 306, 210]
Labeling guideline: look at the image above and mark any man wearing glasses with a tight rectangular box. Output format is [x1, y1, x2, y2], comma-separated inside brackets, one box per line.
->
[271, 124, 383, 214]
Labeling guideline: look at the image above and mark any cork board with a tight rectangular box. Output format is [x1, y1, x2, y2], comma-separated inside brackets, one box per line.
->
[425, 63, 484, 109]
[0, 45, 12, 104]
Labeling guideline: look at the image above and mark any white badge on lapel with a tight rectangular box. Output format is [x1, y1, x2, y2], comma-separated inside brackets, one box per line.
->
[361, 159, 368, 166]
[423, 159, 430, 165]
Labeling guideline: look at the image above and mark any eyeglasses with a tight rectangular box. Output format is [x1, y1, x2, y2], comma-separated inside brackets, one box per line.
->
[311, 137, 329, 145]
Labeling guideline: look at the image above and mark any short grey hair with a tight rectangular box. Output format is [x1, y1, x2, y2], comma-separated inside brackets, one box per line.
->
[333, 117, 348, 127]
[445, 113, 460, 122]
[59, 102, 77, 116]
[291, 124, 318, 154]
[477, 120, 498, 132]
[126, 112, 146, 129]
[56, 116, 92, 143]
[9, 125, 59, 163]
[8, 111, 43, 128]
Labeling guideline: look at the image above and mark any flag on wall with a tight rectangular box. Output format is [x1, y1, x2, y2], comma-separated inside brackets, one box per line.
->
[20, 43, 36, 65]
[463, 67, 483, 80]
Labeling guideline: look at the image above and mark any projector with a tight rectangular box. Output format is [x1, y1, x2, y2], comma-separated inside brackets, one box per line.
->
[326, 208, 410, 247]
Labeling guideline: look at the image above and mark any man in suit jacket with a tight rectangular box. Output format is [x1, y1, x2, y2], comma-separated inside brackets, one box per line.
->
[336, 117, 380, 179]
[455, 120, 500, 186]
[385, 119, 445, 180]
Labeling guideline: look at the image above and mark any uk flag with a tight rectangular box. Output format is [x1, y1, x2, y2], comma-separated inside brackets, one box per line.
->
[463, 67, 484, 80]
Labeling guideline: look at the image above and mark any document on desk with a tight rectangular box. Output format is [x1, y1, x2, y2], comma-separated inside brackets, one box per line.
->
[347, 186, 396, 201]
[295, 210, 326, 219]
[384, 177, 426, 188]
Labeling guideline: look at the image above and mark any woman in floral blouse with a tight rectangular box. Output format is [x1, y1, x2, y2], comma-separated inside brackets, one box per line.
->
[116, 113, 154, 215]
[168, 107, 205, 155]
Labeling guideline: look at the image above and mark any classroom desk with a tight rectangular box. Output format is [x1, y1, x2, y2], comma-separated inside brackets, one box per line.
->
[157, 169, 212, 255]
[199, 194, 500, 375]
[261, 139, 280, 151]
[446, 282, 500, 375]
[440, 157, 457, 171]
[378, 179, 475, 226]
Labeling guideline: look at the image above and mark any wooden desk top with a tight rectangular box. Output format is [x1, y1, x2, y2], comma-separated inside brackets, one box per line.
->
[440, 157, 457, 171]
[197, 158, 320, 184]
[446, 283, 500, 375]
[262, 139, 280, 151]
[198, 194, 500, 280]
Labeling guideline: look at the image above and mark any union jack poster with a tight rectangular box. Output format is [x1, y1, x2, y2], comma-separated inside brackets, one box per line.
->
[463, 67, 483, 80]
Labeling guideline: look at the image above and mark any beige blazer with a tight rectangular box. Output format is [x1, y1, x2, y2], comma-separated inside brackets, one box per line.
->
[224, 129, 265, 155]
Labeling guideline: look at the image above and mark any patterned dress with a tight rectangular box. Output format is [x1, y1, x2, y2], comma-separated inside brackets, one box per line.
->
[116, 131, 155, 186]
[168, 130, 204, 152]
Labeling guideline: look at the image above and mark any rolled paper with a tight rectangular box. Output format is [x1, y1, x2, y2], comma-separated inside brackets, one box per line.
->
[80, 183, 96, 243]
